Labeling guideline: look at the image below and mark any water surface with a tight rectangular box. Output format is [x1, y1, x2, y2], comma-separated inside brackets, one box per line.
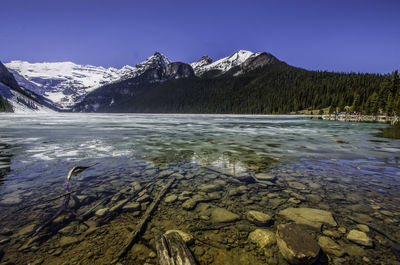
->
[0, 114, 399, 264]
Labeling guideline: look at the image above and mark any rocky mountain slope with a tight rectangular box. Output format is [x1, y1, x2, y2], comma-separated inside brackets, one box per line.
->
[5, 52, 172, 110]
[5, 50, 284, 112]
[0, 62, 56, 113]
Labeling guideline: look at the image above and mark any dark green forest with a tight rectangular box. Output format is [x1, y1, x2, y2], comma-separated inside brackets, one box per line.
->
[79, 62, 400, 115]
[0, 96, 13, 112]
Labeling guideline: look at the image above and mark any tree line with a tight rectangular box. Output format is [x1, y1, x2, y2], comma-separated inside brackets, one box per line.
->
[93, 62, 400, 116]
[0, 96, 13, 112]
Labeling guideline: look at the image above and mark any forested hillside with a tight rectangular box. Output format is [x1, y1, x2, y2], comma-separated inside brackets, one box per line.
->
[0, 96, 13, 112]
[76, 62, 399, 115]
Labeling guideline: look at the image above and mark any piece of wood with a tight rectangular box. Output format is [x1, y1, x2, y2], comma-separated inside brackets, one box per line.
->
[155, 232, 197, 265]
[29, 165, 94, 237]
[155, 234, 175, 265]
[113, 177, 176, 262]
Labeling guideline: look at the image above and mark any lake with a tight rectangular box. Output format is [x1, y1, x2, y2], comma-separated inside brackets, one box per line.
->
[0, 113, 399, 264]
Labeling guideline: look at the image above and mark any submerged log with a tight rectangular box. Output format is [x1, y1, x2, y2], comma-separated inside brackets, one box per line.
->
[113, 177, 176, 262]
[155, 232, 197, 265]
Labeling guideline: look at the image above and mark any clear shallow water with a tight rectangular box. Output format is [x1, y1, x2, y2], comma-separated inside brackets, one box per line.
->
[0, 114, 399, 265]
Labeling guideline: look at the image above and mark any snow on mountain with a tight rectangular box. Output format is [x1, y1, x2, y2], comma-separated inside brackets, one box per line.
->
[190, 50, 260, 77]
[190, 56, 213, 75]
[0, 82, 55, 113]
[5, 52, 171, 109]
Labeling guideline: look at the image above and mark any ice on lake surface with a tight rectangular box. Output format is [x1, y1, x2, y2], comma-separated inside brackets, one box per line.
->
[0, 113, 399, 265]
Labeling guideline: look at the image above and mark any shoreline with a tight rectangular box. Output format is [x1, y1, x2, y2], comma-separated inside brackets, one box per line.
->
[321, 114, 399, 125]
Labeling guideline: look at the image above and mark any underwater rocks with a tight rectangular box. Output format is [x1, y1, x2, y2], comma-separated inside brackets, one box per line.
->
[246, 210, 272, 226]
[255, 173, 276, 181]
[317, 236, 344, 257]
[199, 180, 226, 193]
[0, 192, 22, 206]
[276, 223, 320, 265]
[346, 230, 373, 247]
[123, 202, 140, 211]
[248, 229, 276, 248]
[210, 207, 240, 224]
[59, 236, 81, 247]
[164, 194, 178, 203]
[279, 207, 337, 230]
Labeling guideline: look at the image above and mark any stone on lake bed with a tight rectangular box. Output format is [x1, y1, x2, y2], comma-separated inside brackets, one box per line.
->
[123, 202, 140, 211]
[356, 224, 370, 233]
[0, 193, 22, 205]
[210, 207, 240, 223]
[255, 173, 276, 181]
[318, 236, 344, 257]
[276, 223, 320, 265]
[17, 224, 36, 237]
[59, 236, 80, 247]
[248, 229, 276, 248]
[288, 182, 307, 190]
[322, 230, 341, 239]
[95, 208, 109, 217]
[164, 195, 178, 203]
[346, 230, 373, 247]
[228, 186, 248, 196]
[279, 207, 337, 230]
[247, 210, 272, 226]
[165, 230, 194, 244]
[0, 235, 10, 245]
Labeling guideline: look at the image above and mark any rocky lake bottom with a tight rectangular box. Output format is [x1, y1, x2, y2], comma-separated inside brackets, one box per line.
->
[0, 114, 399, 264]
[0, 158, 400, 265]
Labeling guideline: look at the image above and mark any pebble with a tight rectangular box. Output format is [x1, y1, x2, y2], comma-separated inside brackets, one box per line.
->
[247, 210, 272, 226]
[356, 224, 370, 233]
[248, 229, 276, 248]
[164, 194, 178, 203]
[318, 236, 344, 257]
[347, 230, 373, 247]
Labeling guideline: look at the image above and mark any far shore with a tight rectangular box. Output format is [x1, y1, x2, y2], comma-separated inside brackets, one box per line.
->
[321, 113, 399, 125]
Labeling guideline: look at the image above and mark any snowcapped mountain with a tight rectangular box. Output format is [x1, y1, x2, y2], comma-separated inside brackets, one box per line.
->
[5, 52, 171, 109]
[190, 50, 260, 77]
[190, 56, 213, 75]
[0, 61, 55, 113]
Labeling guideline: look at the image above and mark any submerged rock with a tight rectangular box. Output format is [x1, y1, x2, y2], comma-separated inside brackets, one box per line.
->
[17, 224, 36, 237]
[276, 223, 320, 265]
[255, 173, 276, 181]
[248, 229, 276, 248]
[0, 235, 10, 245]
[0, 193, 22, 205]
[210, 207, 240, 223]
[228, 186, 248, 196]
[123, 202, 140, 211]
[346, 230, 373, 247]
[59, 236, 80, 247]
[95, 208, 109, 217]
[279, 207, 337, 230]
[356, 224, 370, 233]
[318, 236, 344, 257]
[164, 194, 178, 203]
[247, 210, 272, 226]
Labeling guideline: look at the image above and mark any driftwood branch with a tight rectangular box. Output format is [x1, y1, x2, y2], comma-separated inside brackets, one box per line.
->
[155, 232, 197, 265]
[29, 164, 95, 237]
[113, 177, 176, 262]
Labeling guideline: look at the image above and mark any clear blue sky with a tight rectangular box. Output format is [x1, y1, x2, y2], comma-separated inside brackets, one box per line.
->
[1, 0, 399, 73]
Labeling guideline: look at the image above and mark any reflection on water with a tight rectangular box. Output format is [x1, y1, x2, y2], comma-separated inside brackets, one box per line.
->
[376, 126, 400, 139]
[0, 114, 399, 265]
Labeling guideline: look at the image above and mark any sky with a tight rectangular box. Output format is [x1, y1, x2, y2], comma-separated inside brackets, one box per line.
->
[1, 0, 399, 73]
